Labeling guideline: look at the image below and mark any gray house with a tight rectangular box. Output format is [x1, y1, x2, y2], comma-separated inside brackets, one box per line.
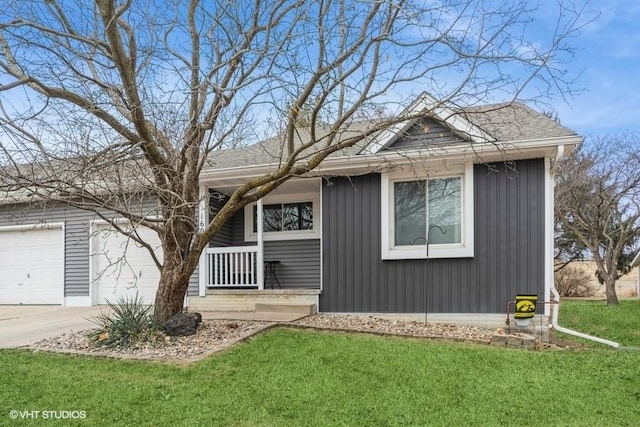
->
[190, 94, 581, 324]
[0, 94, 581, 325]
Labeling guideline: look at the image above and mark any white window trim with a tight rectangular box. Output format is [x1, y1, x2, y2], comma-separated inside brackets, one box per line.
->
[381, 163, 474, 259]
[244, 192, 320, 242]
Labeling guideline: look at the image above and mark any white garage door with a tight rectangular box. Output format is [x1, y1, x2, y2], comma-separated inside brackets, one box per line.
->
[0, 226, 64, 304]
[92, 224, 163, 305]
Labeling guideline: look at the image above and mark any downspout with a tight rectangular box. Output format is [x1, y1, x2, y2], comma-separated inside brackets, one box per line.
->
[548, 144, 620, 349]
[550, 288, 620, 349]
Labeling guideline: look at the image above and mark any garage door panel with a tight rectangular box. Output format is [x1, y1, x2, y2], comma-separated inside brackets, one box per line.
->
[0, 227, 64, 305]
[92, 224, 162, 305]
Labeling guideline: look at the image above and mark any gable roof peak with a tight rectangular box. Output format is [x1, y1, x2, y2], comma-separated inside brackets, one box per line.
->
[362, 92, 496, 154]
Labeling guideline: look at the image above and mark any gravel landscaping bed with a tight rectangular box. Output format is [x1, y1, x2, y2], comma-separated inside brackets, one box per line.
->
[29, 314, 514, 362]
[296, 314, 495, 343]
[30, 320, 273, 363]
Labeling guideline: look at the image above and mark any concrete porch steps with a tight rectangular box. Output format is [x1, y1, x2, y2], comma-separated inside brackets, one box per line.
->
[199, 310, 309, 322]
[187, 289, 320, 312]
[254, 303, 317, 315]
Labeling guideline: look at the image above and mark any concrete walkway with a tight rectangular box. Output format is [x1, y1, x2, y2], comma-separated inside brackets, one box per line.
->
[0, 306, 107, 349]
[0, 306, 308, 349]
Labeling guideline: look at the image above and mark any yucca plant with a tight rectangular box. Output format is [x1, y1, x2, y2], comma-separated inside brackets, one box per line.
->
[88, 294, 163, 350]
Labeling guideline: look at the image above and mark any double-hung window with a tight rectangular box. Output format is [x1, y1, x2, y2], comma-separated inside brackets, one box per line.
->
[381, 163, 474, 259]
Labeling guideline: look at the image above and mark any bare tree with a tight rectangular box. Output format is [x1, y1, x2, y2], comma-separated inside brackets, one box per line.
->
[555, 135, 640, 305]
[0, 0, 588, 322]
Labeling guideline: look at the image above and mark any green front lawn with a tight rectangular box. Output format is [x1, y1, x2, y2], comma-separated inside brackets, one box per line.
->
[558, 299, 640, 347]
[2, 327, 640, 426]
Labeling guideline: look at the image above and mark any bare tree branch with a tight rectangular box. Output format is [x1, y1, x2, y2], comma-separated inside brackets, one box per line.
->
[0, 0, 590, 322]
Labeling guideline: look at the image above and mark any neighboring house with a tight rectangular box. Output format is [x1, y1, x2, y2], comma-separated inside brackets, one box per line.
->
[0, 93, 582, 325]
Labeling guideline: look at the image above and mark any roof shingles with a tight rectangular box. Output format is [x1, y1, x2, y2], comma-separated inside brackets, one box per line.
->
[206, 101, 577, 170]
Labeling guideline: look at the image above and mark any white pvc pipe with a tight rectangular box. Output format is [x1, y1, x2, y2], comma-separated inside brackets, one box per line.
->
[548, 144, 619, 349]
[549, 287, 620, 349]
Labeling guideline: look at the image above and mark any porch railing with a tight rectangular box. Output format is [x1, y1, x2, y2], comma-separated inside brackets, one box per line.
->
[205, 246, 259, 287]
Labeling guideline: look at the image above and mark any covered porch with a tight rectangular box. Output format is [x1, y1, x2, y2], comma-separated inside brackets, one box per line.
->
[192, 178, 323, 311]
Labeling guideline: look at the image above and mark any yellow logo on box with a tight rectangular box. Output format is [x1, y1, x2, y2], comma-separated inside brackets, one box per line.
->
[514, 295, 537, 318]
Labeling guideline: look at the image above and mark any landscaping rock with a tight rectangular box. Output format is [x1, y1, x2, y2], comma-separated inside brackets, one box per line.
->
[163, 312, 203, 336]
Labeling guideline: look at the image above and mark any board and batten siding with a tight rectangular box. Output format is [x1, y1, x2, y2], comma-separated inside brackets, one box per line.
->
[321, 158, 546, 313]
[0, 200, 200, 300]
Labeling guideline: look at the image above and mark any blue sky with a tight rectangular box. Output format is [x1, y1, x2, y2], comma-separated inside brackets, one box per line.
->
[550, 1, 640, 137]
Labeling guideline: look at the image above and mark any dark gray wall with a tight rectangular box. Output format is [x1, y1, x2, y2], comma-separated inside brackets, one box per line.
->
[208, 190, 232, 247]
[388, 117, 465, 149]
[0, 201, 199, 298]
[321, 158, 546, 313]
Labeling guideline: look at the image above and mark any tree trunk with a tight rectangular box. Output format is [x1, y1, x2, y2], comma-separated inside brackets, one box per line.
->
[153, 248, 193, 324]
[604, 276, 620, 306]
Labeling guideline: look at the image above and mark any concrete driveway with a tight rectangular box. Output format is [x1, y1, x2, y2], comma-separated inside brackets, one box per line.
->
[0, 306, 107, 349]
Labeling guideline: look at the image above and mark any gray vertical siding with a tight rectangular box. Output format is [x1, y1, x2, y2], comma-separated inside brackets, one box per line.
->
[0, 200, 200, 299]
[321, 158, 546, 313]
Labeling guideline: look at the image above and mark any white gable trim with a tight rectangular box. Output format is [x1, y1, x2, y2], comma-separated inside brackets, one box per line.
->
[363, 92, 495, 154]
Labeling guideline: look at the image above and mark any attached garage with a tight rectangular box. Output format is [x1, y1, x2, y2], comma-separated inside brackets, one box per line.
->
[91, 223, 163, 305]
[0, 225, 64, 305]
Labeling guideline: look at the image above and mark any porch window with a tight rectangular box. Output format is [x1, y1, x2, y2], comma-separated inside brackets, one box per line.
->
[244, 193, 320, 241]
[254, 202, 313, 232]
[381, 163, 474, 259]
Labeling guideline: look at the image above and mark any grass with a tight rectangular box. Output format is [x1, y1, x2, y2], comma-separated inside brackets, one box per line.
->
[558, 299, 640, 347]
[2, 327, 640, 426]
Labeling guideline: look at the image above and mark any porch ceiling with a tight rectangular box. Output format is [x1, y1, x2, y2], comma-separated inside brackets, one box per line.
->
[208, 177, 321, 196]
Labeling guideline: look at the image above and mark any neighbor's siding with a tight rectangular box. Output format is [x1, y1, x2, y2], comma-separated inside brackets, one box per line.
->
[321, 158, 546, 313]
[0, 200, 200, 298]
[0, 202, 93, 297]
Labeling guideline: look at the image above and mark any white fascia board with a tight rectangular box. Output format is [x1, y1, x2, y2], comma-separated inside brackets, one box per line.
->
[199, 135, 582, 186]
[0, 222, 65, 232]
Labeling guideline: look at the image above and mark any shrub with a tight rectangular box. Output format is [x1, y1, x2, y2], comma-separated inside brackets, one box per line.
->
[554, 266, 595, 297]
[87, 294, 164, 350]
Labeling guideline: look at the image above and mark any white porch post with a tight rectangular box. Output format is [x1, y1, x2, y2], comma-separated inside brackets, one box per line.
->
[257, 198, 264, 289]
[198, 185, 208, 297]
